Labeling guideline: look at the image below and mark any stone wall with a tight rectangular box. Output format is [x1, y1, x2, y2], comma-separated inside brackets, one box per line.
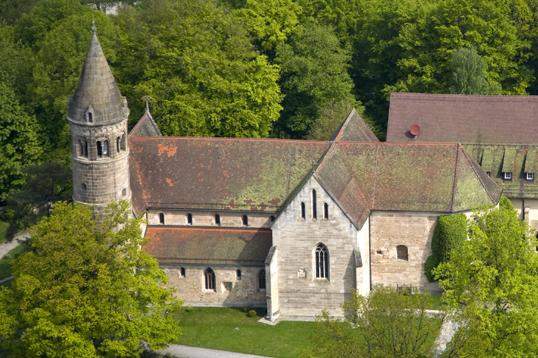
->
[272, 176, 361, 319]
[163, 264, 266, 307]
[370, 211, 438, 292]
[511, 198, 538, 231]
[147, 210, 273, 228]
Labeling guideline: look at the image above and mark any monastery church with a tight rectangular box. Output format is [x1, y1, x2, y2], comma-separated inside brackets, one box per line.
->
[68, 30, 537, 321]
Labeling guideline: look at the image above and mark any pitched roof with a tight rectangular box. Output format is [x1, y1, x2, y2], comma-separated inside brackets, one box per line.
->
[129, 136, 330, 214]
[332, 109, 379, 142]
[463, 144, 538, 199]
[130, 110, 161, 137]
[387, 93, 538, 144]
[315, 142, 501, 227]
[143, 226, 272, 265]
[68, 31, 128, 125]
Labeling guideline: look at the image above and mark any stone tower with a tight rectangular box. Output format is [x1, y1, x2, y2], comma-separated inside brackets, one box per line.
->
[68, 27, 131, 212]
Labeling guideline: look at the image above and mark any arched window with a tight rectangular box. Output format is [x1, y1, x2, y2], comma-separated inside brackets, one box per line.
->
[158, 212, 165, 224]
[315, 243, 329, 279]
[324, 203, 329, 219]
[204, 268, 216, 291]
[97, 140, 109, 157]
[300, 202, 306, 219]
[180, 267, 186, 277]
[79, 138, 88, 158]
[242, 215, 248, 226]
[258, 269, 266, 290]
[187, 213, 193, 225]
[312, 189, 317, 219]
[86, 111, 93, 123]
[236, 269, 242, 280]
[396, 245, 409, 261]
[116, 136, 121, 153]
[215, 214, 221, 226]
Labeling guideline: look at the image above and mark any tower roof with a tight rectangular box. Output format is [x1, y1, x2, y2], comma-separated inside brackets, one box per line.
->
[68, 29, 128, 125]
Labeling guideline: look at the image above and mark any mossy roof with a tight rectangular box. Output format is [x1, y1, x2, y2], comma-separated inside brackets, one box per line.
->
[332, 109, 379, 142]
[463, 144, 538, 199]
[144, 226, 272, 265]
[130, 110, 161, 137]
[315, 142, 501, 227]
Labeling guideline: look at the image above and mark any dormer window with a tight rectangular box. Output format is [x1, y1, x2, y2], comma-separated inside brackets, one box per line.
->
[525, 172, 534, 181]
[502, 172, 512, 181]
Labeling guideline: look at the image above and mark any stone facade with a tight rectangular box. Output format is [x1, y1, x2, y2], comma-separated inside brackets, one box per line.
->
[271, 176, 368, 319]
[370, 211, 439, 292]
[163, 264, 266, 307]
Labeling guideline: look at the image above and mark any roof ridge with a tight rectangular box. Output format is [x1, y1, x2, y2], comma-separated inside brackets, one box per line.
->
[459, 146, 501, 204]
[332, 108, 357, 141]
[391, 92, 538, 101]
[130, 135, 331, 144]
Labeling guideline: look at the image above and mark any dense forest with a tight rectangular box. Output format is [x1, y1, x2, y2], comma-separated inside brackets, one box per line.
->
[1, 0, 538, 221]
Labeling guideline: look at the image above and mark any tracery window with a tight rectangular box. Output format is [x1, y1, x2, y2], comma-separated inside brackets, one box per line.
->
[204, 267, 216, 291]
[315, 243, 329, 279]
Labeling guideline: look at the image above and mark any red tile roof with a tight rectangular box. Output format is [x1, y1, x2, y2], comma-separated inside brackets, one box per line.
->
[144, 226, 272, 265]
[387, 93, 538, 144]
[333, 109, 378, 142]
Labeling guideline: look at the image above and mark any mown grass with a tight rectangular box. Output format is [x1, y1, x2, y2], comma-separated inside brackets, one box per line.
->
[175, 307, 442, 357]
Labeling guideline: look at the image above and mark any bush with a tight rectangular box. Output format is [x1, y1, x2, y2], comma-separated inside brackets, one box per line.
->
[247, 309, 258, 318]
[426, 213, 467, 281]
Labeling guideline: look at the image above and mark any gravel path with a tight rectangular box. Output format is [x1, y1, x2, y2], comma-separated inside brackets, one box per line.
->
[158, 345, 269, 358]
[0, 230, 28, 260]
[433, 315, 459, 357]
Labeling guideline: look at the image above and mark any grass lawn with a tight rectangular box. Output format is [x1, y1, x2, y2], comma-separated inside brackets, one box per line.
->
[176, 307, 443, 357]
[0, 244, 26, 280]
[0, 220, 8, 244]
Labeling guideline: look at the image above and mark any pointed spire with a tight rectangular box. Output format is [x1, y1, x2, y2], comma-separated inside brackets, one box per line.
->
[68, 26, 128, 125]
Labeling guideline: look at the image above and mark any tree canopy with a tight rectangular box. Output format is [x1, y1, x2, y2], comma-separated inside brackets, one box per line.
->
[0, 202, 181, 356]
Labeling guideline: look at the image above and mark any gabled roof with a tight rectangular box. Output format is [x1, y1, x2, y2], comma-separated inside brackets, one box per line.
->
[68, 30, 128, 125]
[130, 110, 161, 137]
[315, 142, 501, 227]
[129, 136, 330, 214]
[387, 93, 538, 144]
[332, 109, 378, 142]
[144, 226, 272, 265]
[463, 144, 538, 199]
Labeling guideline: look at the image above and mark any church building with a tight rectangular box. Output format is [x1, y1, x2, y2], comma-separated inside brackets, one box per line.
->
[68, 31, 505, 321]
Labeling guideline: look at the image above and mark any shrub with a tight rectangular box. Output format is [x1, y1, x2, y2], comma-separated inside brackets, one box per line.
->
[247, 309, 258, 318]
[426, 213, 467, 281]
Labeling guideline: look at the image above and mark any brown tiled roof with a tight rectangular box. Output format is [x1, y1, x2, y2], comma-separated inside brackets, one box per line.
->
[130, 110, 161, 137]
[387, 93, 538, 144]
[129, 136, 330, 214]
[315, 142, 501, 227]
[144, 226, 272, 265]
[333, 109, 379, 142]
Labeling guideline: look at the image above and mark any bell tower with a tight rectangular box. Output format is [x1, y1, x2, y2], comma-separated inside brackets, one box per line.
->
[68, 26, 131, 212]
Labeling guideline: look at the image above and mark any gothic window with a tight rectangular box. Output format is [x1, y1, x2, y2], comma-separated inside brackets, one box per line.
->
[324, 203, 329, 219]
[159, 212, 165, 224]
[396, 245, 409, 261]
[97, 140, 109, 157]
[258, 269, 266, 290]
[86, 111, 93, 123]
[242, 215, 248, 226]
[236, 269, 242, 280]
[315, 243, 329, 279]
[215, 214, 221, 226]
[204, 268, 216, 291]
[300, 202, 306, 219]
[180, 267, 186, 278]
[312, 189, 317, 219]
[187, 213, 193, 225]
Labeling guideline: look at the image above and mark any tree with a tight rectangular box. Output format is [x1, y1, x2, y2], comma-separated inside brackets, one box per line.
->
[448, 47, 498, 94]
[0, 82, 42, 203]
[117, 0, 282, 138]
[435, 197, 538, 356]
[274, 20, 357, 138]
[0, 202, 181, 356]
[313, 287, 440, 357]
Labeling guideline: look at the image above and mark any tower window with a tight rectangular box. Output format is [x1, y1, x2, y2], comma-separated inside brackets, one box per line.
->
[86, 111, 93, 123]
[324, 203, 329, 219]
[204, 267, 216, 291]
[116, 136, 121, 153]
[79, 139, 88, 158]
[187, 213, 193, 225]
[315, 243, 329, 279]
[215, 214, 221, 226]
[396, 245, 409, 261]
[236, 269, 242, 280]
[242, 215, 248, 226]
[258, 269, 266, 290]
[121, 133, 126, 150]
[312, 189, 317, 219]
[97, 140, 109, 157]
[81, 183, 87, 191]
[158, 212, 165, 224]
[300, 202, 306, 219]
